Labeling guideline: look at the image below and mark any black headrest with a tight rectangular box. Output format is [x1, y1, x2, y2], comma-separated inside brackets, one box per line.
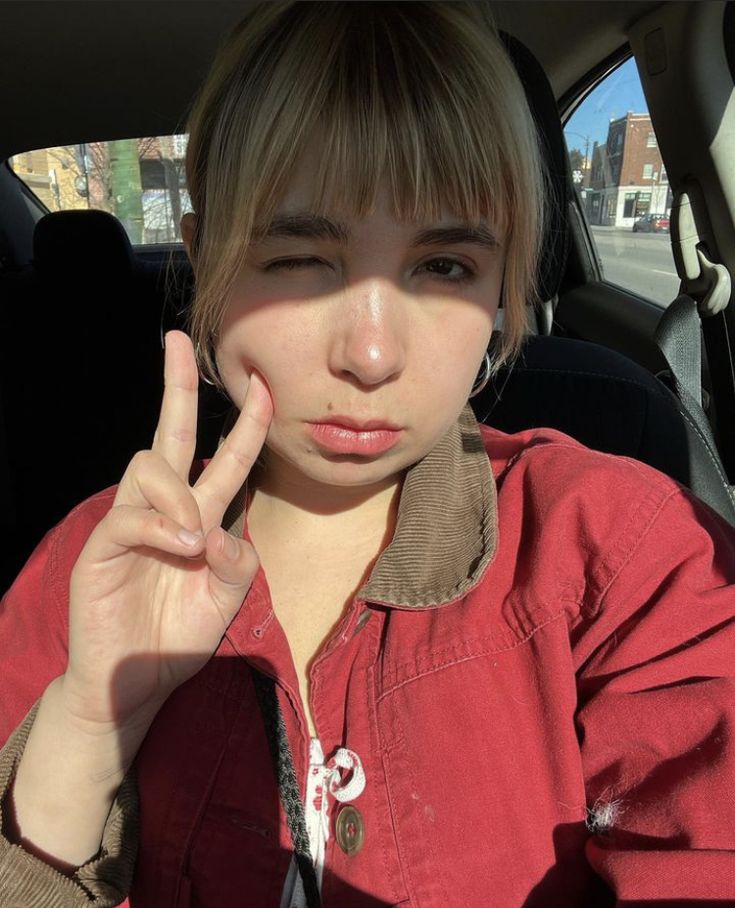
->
[501, 32, 571, 302]
[33, 209, 135, 279]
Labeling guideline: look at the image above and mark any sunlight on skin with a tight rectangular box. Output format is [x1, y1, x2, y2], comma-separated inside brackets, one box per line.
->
[181, 140, 505, 536]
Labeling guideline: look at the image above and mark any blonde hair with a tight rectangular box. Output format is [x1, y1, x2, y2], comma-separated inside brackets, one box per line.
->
[183, 1, 547, 387]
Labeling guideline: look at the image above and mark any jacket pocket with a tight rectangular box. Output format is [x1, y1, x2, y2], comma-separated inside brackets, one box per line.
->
[378, 642, 591, 907]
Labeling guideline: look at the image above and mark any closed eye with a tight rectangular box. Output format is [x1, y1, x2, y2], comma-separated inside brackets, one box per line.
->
[264, 256, 325, 271]
[264, 256, 475, 284]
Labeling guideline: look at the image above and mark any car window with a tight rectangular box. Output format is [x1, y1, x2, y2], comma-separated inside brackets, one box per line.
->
[8, 135, 191, 246]
[564, 57, 679, 307]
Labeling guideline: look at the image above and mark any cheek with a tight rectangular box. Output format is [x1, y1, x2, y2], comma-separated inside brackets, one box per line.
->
[418, 307, 496, 390]
[216, 306, 322, 405]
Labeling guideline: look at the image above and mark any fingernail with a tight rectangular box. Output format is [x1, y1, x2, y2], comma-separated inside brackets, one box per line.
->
[178, 528, 202, 547]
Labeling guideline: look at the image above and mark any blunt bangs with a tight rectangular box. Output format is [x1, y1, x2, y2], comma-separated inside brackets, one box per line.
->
[184, 2, 546, 386]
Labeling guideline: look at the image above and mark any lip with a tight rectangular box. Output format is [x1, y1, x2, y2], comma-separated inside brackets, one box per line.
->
[308, 419, 403, 455]
[314, 415, 402, 432]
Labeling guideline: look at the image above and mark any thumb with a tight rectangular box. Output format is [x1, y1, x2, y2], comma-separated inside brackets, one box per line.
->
[204, 527, 260, 620]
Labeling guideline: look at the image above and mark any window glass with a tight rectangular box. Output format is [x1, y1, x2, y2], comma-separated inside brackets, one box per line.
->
[9, 136, 191, 246]
[564, 57, 678, 307]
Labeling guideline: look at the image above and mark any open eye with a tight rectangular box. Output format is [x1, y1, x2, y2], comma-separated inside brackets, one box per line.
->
[418, 257, 476, 284]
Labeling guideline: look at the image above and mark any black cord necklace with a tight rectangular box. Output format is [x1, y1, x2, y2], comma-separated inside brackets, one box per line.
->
[251, 668, 323, 908]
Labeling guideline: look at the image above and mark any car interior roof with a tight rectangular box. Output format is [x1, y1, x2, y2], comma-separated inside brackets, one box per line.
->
[0, 0, 662, 161]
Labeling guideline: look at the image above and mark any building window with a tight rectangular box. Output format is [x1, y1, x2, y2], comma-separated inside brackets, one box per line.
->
[635, 191, 651, 216]
[647, 132, 657, 147]
[623, 192, 637, 218]
[643, 163, 654, 179]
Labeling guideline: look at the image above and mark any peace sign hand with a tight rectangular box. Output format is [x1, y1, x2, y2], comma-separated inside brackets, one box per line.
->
[60, 331, 273, 745]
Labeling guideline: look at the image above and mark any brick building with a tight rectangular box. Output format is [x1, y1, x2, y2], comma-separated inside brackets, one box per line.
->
[584, 112, 672, 227]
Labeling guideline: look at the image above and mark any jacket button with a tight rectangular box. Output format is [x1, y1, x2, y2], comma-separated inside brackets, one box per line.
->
[335, 805, 365, 855]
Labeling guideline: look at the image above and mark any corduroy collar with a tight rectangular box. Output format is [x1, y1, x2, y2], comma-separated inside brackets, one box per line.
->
[221, 403, 498, 609]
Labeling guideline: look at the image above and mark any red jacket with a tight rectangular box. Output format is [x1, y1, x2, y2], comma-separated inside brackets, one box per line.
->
[1, 407, 734, 907]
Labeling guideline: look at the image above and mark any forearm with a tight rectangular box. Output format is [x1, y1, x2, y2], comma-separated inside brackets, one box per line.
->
[5, 675, 139, 870]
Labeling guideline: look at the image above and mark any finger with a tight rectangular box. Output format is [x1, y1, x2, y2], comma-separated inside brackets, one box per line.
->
[151, 330, 199, 480]
[194, 370, 273, 529]
[203, 527, 260, 621]
[87, 505, 205, 562]
[113, 450, 203, 534]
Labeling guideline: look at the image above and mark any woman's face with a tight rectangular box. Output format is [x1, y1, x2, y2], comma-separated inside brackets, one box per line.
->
[185, 143, 505, 492]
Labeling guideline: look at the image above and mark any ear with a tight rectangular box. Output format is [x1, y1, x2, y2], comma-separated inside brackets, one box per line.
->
[181, 212, 197, 264]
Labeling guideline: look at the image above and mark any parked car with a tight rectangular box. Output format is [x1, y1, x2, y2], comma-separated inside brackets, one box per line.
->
[632, 212, 670, 232]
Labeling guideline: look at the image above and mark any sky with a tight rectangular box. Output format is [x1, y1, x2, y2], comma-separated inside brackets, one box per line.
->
[564, 57, 649, 154]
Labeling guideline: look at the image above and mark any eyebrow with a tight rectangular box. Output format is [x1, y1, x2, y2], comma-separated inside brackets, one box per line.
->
[252, 212, 499, 250]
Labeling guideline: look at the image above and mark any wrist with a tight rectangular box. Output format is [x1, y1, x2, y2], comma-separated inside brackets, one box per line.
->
[7, 680, 138, 868]
[31, 677, 129, 785]
[54, 673, 163, 772]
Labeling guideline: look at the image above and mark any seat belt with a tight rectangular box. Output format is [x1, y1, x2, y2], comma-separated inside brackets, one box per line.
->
[654, 294, 702, 405]
[653, 295, 735, 510]
[654, 294, 726, 467]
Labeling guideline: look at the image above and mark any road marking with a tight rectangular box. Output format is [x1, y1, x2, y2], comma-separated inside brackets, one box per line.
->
[652, 268, 678, 277]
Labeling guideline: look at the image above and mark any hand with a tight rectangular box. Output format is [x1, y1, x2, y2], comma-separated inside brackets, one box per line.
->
[61, 330, 273, 740]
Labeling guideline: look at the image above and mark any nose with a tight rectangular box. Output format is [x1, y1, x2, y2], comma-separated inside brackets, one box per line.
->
[329, 281, 407, 387]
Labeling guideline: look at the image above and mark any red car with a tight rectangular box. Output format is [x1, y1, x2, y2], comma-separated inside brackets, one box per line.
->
[632, 212, 670, 232]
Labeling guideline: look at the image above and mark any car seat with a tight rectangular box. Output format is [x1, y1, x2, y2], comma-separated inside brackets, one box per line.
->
[0, 210, 167, 590]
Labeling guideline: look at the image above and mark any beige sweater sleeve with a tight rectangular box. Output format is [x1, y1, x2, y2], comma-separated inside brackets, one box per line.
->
[0, 701, 139, 907]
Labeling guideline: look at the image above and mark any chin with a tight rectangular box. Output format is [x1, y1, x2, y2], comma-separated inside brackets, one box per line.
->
[300, 449, 412, 487]
[258, 433, 414, 489]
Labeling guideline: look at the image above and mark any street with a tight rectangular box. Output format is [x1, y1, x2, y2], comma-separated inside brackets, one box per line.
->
[589, 227, 680, 306]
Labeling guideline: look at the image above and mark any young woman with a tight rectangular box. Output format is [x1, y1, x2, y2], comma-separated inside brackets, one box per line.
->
[1, 3, 733, 907]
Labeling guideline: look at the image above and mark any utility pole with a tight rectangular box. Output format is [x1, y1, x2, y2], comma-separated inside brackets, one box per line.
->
[109, 138, 144, 244]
